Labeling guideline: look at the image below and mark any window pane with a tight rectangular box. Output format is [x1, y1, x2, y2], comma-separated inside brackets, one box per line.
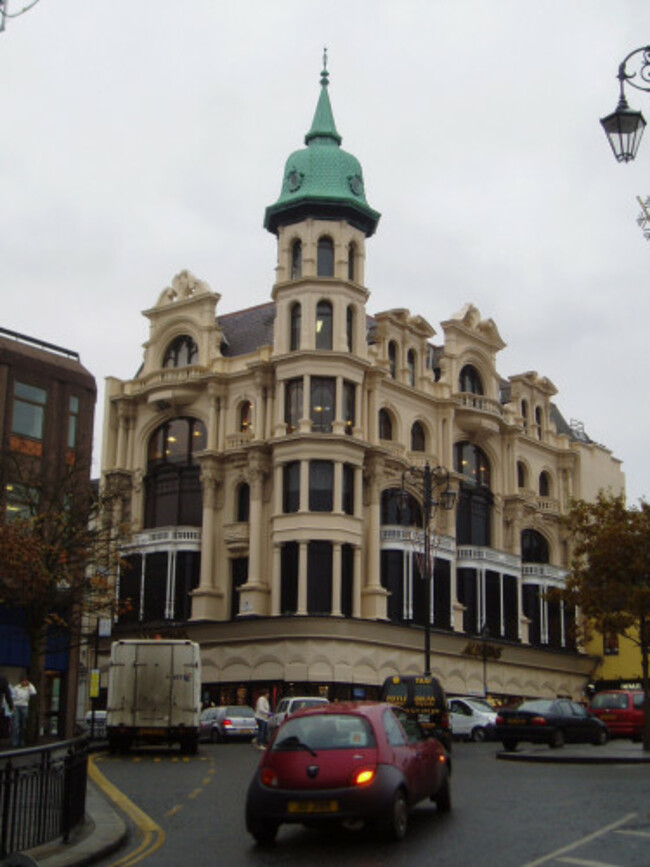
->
[311, 378, 335, 433]
[317, 237, 334, 277]
[343, 382, 355, 434]
[342, 464, 354, 515]
[309, 461, 333, 511]
[283, 462, 300, 513]
[12, 382, 46, 439]
[285, 378, 303, 432]
[316, 301, 333, 350]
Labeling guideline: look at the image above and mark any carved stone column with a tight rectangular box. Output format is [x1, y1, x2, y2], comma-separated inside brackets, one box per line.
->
[190, 455, 223, 621]
[361, 455, 388, 619]
[237, 450, 271, 616]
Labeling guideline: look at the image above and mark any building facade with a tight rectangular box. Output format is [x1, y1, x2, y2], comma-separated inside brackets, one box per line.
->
[100, 64, 624, 709]
[0, 327, 96, 734]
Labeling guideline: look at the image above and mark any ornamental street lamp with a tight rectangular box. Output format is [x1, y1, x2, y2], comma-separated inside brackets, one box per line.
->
[601, 46, 650, 162]
[399, 463, 456, 676]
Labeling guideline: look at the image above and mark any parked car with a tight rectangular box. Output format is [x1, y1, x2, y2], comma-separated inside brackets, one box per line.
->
[267, 695, 329, 737]
[246, 701, 451, 845]
[380, 674, 452, 749]
[589, 690, 645, 741]
[200, 705, 257, 742]
[212, 705, 257, 742]
[495, 699, 609, 750]
[449, 697, 497, 742]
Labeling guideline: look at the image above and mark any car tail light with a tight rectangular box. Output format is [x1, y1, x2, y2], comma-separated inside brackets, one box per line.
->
[351, 767, 376, 787]
[496, 715, 505, 725]
[223, 719, 232, 728]
[260, 767, 279, 787]
[531, 716, 547, 726]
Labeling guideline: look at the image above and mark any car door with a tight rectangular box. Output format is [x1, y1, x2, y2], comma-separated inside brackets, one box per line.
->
[387, 708, 439, 802]
[566, 701, 595, 741]
[449, 699, 472, 738]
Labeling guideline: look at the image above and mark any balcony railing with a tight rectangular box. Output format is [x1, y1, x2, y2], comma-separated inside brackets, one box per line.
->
[455, 392, 504, 417]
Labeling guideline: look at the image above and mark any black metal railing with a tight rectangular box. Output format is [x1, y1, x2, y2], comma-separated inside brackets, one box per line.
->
[0, 735, 88, 858]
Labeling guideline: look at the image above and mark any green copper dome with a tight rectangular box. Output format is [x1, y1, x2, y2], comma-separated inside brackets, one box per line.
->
[264, 58, 381, 237]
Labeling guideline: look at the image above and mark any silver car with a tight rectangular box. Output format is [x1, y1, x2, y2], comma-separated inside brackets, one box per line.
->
[268, 696, 329, 738]
[211, 705, 258, 742]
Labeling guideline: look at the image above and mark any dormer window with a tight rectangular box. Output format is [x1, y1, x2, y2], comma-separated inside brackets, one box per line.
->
[459, 364, 483, 395]
[316, 300, 333, 350]
[290, 302, 301, 351]
[291, 239, 302, 279]
[163, 335, 198, 368]
[317, 236, 334, 277]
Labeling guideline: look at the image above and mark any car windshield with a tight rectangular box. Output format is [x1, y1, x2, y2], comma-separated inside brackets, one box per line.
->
[292, 699, 327, 712]
[225, 706, 254, 717]
[273, 714, 376, 751]
[591, 693, 628, 710]
[466, 699, 493, 712]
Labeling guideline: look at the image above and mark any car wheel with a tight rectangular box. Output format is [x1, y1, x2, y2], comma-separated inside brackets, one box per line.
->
[550, 728, 565, 748]
[434, 765, 452, 813]
[593, 728, 608, 746]
[471, 726, 486, 743]
[502, 739, 518, 751]
[250, 822, 278, 846]
[386, 789, 408, 841]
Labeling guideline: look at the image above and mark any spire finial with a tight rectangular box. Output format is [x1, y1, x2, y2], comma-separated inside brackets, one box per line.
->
[320, 47, 329, 87]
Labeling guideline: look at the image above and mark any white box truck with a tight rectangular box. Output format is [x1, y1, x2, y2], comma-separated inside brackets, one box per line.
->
[106, 639, 201, 754]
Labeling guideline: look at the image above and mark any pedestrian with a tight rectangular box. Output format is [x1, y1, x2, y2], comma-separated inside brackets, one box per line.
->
[0, 674, 13, 740]
[11, 675, 36, 748]
[254, 689, 272, 749]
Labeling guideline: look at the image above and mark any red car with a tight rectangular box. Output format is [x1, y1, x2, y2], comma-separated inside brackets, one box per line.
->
[589, 690, 645, 740]
[245, 701, 451, 845]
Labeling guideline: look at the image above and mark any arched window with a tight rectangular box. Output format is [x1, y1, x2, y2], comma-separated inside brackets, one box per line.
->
[290, 302, 301, 351]
[539, 471, 550, 497]
[406, 349, 416, 387]
[535, 406, 543, 440]
[521, 529, 549, 563]
[517, 461, 527, 489]
[454, 442, 491, 487]
[291, 239, 302, 279]
[310, 377, 335, 433]
[144, 417, 206, 528]
[236, 483, 250, 522]
[317, 236, 334, 277]
[163, 335, 198, 368]
[459, 364, 483, 394]
[346, 305, 354, 352]
[239, 401, 252, 433]
[347, 242, 357, 281]
[521, 399, 529, 432]
[316, 300, 333, 350]
[388, 341, 397, 379]
[379, 408, 393, 440]
[411, 421, 425, 452]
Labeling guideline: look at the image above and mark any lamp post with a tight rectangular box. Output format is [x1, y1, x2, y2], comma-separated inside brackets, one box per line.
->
[601, 46, 650, 162]
[480, 622, 490, 699]
[399, 463, 456, 676]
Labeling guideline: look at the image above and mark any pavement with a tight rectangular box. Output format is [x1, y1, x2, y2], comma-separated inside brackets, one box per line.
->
[3, 740, 647, 867]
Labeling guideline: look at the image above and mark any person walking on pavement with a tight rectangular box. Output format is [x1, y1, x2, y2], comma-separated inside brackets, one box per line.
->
[0, 674, 13, 740]
[255, 689, 272, 749]
[11, 675, 36, 748]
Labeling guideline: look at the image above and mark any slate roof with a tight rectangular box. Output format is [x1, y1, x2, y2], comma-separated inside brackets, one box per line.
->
[217, 302, 276, 357]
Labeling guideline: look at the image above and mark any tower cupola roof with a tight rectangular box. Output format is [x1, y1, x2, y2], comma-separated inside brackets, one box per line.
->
[264, 53, 380, 237]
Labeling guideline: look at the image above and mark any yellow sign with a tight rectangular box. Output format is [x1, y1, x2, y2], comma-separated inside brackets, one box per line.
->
[89, 669, 100, 699]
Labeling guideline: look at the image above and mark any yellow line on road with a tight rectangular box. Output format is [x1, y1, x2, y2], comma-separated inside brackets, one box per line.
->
[520, 813, 637, 867]
[88, 754, 166, 866]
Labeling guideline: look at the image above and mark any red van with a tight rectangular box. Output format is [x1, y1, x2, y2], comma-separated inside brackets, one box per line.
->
[589, 690, 645, 740]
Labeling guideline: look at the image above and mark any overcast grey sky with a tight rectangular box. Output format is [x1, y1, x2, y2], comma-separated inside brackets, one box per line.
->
[1, 1, 649, 503]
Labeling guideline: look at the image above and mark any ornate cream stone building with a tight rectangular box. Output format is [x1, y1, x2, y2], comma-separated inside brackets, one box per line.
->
[99, 63, 624, 707]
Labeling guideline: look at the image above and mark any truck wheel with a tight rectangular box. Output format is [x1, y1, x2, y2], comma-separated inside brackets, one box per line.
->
[180, 738, 198, 755]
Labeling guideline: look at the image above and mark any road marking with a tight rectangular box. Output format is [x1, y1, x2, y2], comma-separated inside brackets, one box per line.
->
[520, 813, 637, 867]
[188, 788, 202, 800]
[556, 858, 624, 866]
[164, 805, 183, 819]
[88, 754, 166, 867]
[615, 829, 650, 838]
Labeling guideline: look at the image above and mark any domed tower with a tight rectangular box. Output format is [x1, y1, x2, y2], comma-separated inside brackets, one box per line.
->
[265, 53, 380, 359]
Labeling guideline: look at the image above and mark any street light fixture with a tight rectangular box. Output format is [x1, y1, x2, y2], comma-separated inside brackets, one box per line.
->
[399, 463, 456, 676]
[601, 46, 650, 162]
